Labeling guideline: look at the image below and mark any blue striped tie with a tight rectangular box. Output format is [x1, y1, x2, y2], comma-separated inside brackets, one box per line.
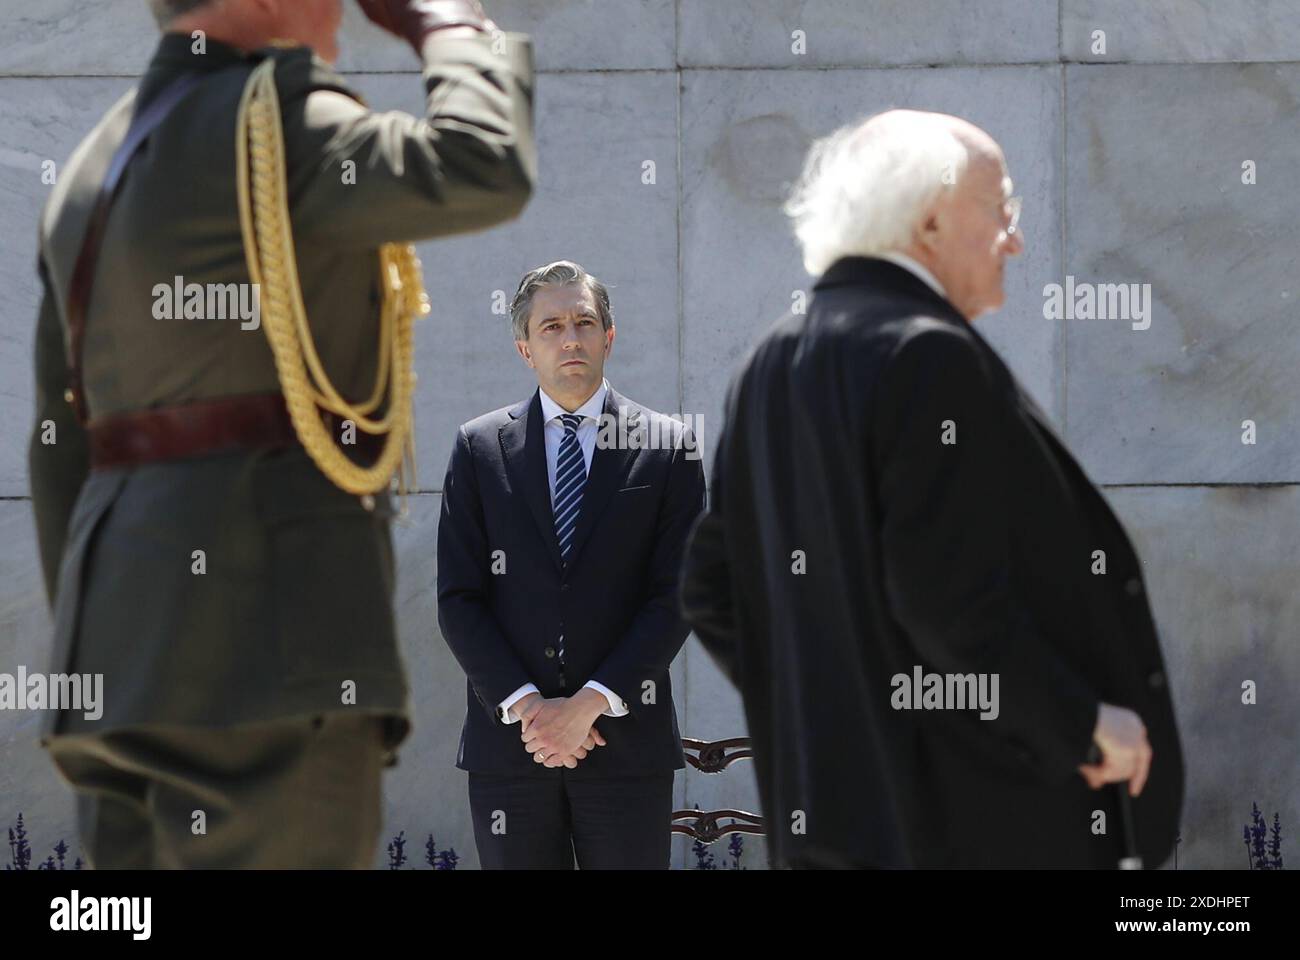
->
[553, 413, 587, 564]
[553, 412, 586, 670]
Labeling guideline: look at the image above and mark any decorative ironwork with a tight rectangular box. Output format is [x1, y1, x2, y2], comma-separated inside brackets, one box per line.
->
[671, 807, 765, 843]
[681, 736, 753, 773]
[675, 736, 765, 844]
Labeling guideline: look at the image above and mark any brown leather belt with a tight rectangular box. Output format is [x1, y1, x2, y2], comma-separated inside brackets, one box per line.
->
[87, 392, 383, 470]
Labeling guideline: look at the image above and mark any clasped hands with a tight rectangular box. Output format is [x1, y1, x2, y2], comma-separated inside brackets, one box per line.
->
[514, 688, 608, 768]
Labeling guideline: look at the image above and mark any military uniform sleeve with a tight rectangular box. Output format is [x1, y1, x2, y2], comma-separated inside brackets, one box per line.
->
[28, 256, 89, 607]
[285, 31, 536, 248]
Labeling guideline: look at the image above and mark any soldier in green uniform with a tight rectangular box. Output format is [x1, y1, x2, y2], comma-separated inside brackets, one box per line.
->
[27, 0, 535, 868]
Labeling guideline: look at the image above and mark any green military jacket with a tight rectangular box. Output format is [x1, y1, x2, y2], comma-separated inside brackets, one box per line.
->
[28, 28, 536, 752]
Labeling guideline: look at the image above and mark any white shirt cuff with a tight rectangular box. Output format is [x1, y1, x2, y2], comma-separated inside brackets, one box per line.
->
[497, 683, 540, 723]
[584, 680, 629, 717]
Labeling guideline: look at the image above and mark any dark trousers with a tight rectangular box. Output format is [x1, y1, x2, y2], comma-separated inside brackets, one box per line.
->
[45, 713, 388, 869]
[467, 771, 675, 869]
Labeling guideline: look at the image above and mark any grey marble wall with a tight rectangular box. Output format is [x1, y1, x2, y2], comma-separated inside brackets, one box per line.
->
[1, 1, 1295, 871]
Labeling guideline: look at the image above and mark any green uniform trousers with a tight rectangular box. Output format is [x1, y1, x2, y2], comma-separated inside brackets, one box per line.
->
[45, 713, 387, 869]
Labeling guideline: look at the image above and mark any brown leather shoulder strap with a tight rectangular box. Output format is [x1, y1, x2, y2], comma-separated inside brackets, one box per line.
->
[65, 71, 205, 424]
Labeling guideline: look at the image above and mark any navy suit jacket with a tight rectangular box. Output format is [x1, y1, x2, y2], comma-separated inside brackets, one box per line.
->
[437, 385, 705, 777]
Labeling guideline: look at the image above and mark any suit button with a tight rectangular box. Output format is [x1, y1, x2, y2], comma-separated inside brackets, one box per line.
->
[63, 388, 75, 405]
[1148, 670, 1165, 690]
[544, 646, 556, 658]
[360, 494, 375, 512]
[561, 583, 570, 592]
[1125, 578, 1142, 597]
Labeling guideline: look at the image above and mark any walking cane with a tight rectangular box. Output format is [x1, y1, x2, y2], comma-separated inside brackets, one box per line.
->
[1087, 742, 1143, 870]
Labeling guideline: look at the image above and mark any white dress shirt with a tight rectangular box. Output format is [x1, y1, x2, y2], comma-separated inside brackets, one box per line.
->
[497, 377, 630, 724]
[877, 250, 948, 300]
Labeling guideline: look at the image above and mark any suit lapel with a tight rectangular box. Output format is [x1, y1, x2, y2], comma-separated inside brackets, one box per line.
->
[1012, 379, 1142, 551]
[954, 310, 1075, 455]
[562, 387, 642, 572]
[1015, 383, 1071, 453]
[500, 390, 564, 573]
[966, 328, 1130, 541]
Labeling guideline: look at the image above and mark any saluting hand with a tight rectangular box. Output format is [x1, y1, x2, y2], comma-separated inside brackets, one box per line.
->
[356, 0, 498, 52]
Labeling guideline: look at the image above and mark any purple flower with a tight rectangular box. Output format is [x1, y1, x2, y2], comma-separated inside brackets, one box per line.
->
[387, 830, 408, 870]
[727, 833, 744, 869]
[6, 813, 31, 871]
[1268, 812, 1284, 870]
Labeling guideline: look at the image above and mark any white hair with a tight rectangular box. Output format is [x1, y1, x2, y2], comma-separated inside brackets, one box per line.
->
[783, 110, 974, 277]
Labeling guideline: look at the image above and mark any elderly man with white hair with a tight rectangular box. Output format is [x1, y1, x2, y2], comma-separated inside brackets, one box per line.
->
[679, 110, 1184, 868]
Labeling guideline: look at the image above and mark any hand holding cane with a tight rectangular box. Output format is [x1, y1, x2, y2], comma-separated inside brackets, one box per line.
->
[1085, 741, 1144, 870]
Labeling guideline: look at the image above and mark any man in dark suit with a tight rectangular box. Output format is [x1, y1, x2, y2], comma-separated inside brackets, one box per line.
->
[680, 110, 1183, 868]
[29, 0, 534, 867]
[437, 260, 706, 868]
